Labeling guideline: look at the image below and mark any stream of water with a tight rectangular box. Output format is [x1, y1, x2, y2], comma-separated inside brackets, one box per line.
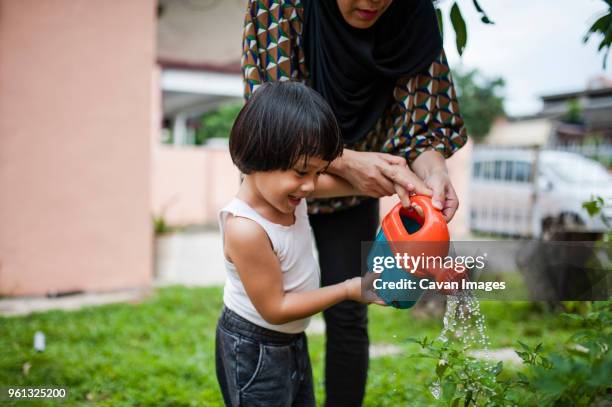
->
[430, 291, 495, 400]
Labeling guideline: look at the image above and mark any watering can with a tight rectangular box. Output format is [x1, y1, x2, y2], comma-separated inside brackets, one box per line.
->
[366, 195, 466, 309]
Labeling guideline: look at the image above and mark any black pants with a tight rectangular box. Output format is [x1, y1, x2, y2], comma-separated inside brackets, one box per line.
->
[216, 307, 315, 406]
[309, 199, 379, 407]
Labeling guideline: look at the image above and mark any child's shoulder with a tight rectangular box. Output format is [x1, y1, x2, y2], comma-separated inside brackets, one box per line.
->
[225, 214, 265, 240]
[224, 214, 272, 253]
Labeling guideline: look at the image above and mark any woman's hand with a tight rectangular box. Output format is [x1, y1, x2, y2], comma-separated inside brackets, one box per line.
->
[329, 149, 403, 197]
[329, 149, 432, 206]
[421, 169, 459, 223]
[411, 150, 459, 222]
[379, 164, 433, 213]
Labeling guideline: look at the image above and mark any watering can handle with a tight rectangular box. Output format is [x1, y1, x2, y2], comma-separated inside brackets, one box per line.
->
[382, 195, 449, 243]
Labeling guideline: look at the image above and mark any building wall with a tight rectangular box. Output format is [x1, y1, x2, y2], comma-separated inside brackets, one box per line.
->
[152, 144, 240, 226]
[0, 0, 156, 296]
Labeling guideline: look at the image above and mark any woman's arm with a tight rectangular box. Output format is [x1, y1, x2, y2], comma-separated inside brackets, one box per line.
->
[311, 173, 359, 198]
[224, 216, 378, 325]
[411, 151, 459, 222]
[380, 50, 468, 221]
[383, 50, 467, 167]
[241, 0, 296, 100]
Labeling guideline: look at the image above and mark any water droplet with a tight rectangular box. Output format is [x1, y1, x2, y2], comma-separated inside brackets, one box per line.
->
[430, 380, 441, 399]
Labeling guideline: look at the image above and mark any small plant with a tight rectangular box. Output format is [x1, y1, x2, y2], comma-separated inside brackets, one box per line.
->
[408, 336, 517, 406]
[582, 196, 611, 240]
[153, 214, 174, 236]
[410, 301, 612, 406]
[153, 198, 179, 236]
[516, 302, 612, 406]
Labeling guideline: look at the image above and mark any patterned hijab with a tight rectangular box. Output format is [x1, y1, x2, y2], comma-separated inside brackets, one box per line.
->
[303, 0, 442, 143]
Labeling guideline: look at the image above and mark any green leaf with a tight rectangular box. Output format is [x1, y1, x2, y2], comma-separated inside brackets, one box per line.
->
[493, 361, 504, 376]
[584, 14, 612, 42]
[472, 0, 484, 13]
[516, 351, 530, 363]
[517, 340, 531, 352]
[516, 372, 530, 385]
[436, 359, 449, 377]
[582, 201, 601, 217]
[472, 0, 494, 24]
[450, 2, 467, 56]
[561, 312, 585, 322]
[436, 7, 444, 39]
[539, 356, 553, 369]
[464, 390, 473, 406]
[583, 11, 612, 69]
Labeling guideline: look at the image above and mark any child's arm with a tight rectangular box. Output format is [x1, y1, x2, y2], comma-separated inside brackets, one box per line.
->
[224, 215, 380, 325]
[311, 173, 360, 198]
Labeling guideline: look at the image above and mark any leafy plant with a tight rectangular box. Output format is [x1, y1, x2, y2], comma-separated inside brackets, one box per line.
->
[408, 336, 516, 406]
[153, 214, 174, 236]
[410, 301, 612, 406]
[583, 0, 612, 69]
[517, 302, 612, 406]
[582, 195, 611, 241]
[153, 197, 180, 236]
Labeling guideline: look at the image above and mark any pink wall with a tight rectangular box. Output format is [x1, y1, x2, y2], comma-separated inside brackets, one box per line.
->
[0, 0, 156, 296]
[152, 145, 241, 225]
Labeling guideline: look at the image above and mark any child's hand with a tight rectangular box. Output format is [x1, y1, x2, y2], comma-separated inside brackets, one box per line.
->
[344, 276, 387, 306]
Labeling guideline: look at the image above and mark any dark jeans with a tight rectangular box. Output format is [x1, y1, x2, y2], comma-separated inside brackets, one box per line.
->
[309, 199, 380, 407]
[215, 306, 315, 407]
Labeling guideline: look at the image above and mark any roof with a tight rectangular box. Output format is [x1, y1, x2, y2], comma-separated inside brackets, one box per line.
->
[541, 86, 612, 103]
[157, 0, 243, 67]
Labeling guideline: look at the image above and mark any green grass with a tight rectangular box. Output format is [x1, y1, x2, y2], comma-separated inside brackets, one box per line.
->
[0, 287, 578, 406]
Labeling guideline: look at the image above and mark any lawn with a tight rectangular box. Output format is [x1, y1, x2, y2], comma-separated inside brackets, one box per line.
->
[0, 286, 587, 406]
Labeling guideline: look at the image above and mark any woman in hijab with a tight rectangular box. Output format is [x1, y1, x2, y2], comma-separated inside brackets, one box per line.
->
[240, 0, 468, 405]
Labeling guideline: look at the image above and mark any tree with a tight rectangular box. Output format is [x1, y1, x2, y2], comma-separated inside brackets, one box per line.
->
[453, 69, 505, 143]
[194, 101, 242, 145]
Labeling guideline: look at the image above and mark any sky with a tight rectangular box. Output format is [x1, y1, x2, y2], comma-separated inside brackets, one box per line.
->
[438, 0, 610, 117]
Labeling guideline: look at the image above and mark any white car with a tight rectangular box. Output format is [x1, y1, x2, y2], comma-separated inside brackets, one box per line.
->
[470, 148, 612, 239]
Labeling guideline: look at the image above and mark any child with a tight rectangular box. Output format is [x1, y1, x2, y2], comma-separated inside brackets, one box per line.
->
[215, 81, 384, 406]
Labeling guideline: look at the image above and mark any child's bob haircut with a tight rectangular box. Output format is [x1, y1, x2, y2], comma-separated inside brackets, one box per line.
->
[230, 81, 343, 174]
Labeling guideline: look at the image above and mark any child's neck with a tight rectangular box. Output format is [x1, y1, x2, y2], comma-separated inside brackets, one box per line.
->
[237, 177, 296, 227]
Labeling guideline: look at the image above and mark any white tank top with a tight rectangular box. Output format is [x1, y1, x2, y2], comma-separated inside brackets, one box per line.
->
[218, 197, 320, 333]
